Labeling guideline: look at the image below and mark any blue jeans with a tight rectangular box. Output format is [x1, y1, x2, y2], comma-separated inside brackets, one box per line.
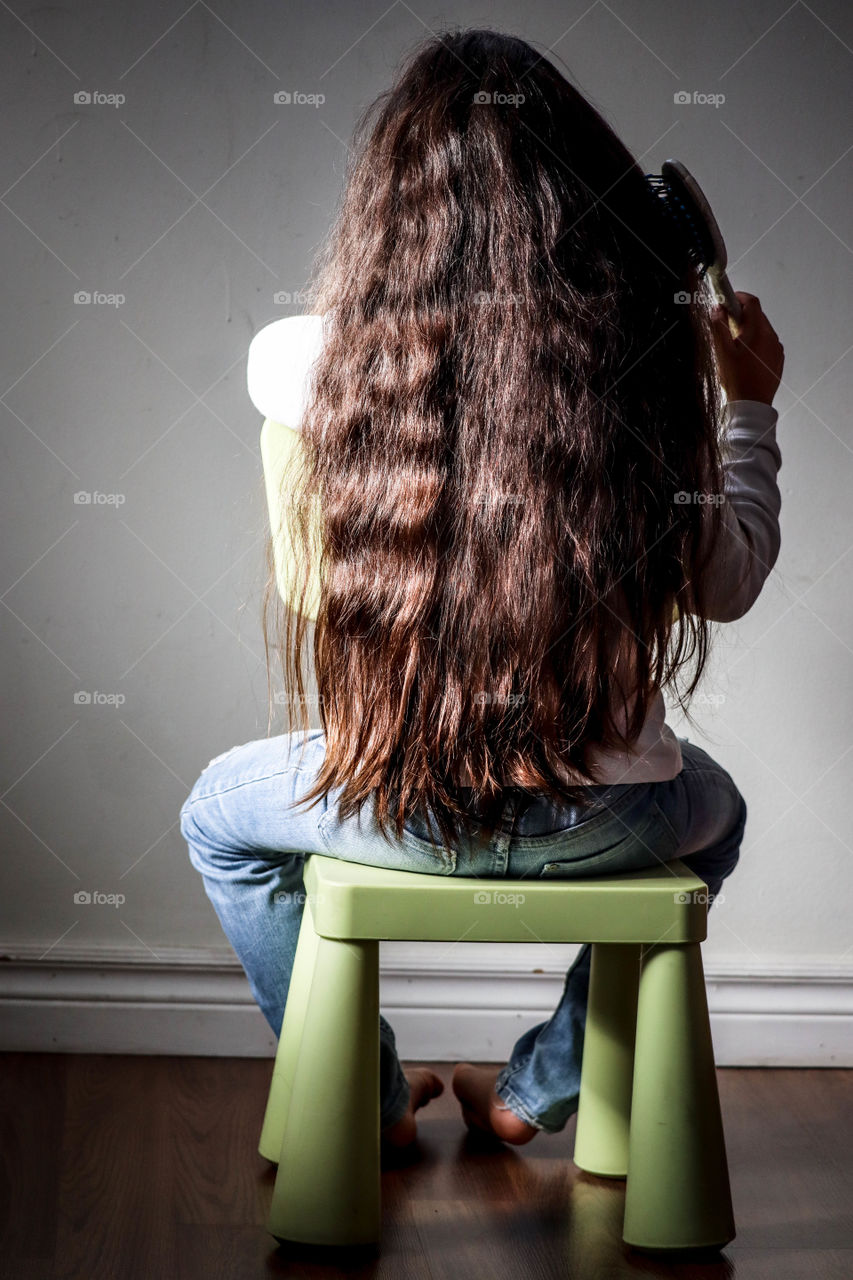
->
[179, 732, 745, 1134]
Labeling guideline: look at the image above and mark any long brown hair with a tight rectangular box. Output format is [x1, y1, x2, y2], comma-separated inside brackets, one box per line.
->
[262, 27, 729, 854]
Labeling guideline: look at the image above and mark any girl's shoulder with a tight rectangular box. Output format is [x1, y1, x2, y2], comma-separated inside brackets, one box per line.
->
[247, 313, 327, 426]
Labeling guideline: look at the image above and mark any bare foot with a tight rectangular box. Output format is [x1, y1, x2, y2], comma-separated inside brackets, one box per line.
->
[381, 1067, 445, 1148]
[452, 1063, 539, 1145]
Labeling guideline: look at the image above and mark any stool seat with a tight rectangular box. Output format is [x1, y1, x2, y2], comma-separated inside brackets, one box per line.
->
[260, 853, 735, 1254]
[303, 853, 709, 944]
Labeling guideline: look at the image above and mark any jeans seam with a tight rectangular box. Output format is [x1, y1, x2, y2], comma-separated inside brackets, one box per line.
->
[185, 764, 319, 806]
[651, 798, 682, 850]
[494, 1079, 552, 1133]
[676, 765, 736, 780]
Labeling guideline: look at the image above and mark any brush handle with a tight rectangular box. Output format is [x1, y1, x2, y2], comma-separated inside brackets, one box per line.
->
[707, 265, 743, 333]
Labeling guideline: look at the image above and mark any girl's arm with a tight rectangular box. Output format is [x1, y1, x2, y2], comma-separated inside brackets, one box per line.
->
[684, 292, 785, 622]
[249, 316, 327, 621]
[687, 398, 782, 623]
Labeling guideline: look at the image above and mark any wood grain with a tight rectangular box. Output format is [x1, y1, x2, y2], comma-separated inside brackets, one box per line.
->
[1, 1055, 851, 1278]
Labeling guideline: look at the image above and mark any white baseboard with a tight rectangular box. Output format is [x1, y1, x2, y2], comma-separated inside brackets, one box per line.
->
[1, 941, 852, 1065]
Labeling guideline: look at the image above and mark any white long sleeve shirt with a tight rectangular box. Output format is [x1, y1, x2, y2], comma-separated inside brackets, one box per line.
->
[247, 314, 782, 785]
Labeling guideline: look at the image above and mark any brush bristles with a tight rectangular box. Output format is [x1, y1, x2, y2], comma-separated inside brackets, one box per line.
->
[645, 174, 715, 272]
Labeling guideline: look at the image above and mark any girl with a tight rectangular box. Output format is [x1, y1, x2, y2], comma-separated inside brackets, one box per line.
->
[181, 28, 784, 1150]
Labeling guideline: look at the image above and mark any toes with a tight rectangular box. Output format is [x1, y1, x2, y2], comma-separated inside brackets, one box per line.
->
[451, 1062, 471, 1088]
[407, 1070, 445, 1113]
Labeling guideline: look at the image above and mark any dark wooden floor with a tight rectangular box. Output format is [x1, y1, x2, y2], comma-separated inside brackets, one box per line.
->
[1, 1055, 851, 1279]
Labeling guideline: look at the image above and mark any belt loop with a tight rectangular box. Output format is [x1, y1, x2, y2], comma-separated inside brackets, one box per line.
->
[489, 787, 520, 875]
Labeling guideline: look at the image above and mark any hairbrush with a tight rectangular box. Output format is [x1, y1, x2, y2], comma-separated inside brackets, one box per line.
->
[645, 158, 743, 331]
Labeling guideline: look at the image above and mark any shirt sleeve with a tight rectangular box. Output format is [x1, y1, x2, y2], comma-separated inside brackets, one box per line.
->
[260, 418, 322, 622]
[246, 314, 327, 428]
[249, 316, 327, 622]
[687, 399, 783, 622]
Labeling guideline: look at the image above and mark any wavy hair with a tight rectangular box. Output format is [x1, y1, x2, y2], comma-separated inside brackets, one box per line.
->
[262, 26, 729, 855]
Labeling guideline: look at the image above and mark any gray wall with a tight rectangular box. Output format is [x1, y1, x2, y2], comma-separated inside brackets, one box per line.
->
[2, 1, 851, 984]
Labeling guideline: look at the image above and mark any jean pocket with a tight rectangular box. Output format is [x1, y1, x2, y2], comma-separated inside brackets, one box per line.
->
[538, 847, 642, 879]
[317, 800, 458, 875]
[535, 801, 680, 878]
[396, 827, 458, 874]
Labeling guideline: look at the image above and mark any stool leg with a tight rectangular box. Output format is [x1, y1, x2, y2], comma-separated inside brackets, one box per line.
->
[266, 930, 381, 1247]
[258, 895, 323, 1162]
[623, 941, 735, 1251]
[574, 942, 641, 1178]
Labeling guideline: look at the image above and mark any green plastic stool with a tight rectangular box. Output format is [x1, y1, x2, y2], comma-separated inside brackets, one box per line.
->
[259, 854, 735, 1252]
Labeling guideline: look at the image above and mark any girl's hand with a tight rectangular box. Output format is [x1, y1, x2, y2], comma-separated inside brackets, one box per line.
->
[711, 292, 784, 406]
